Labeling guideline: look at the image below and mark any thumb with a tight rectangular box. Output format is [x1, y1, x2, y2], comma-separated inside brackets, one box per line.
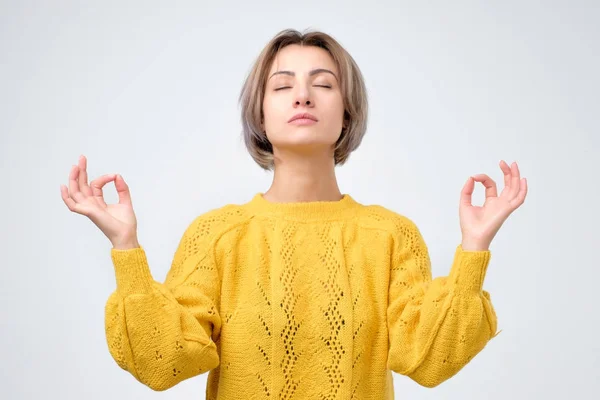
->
[114, 174, 133, 206]
[460, 176, 474, 206]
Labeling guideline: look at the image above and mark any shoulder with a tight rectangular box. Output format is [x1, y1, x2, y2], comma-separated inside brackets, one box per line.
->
[354, 202, 427, 251]
[181, 201, 254, 246]
[355, 202, 421, 234]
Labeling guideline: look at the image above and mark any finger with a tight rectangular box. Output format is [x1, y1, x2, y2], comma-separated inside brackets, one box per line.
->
[114, 174, 133, 206]
[90, 174, 116, 207]
[471, 173, 498, 198]
[510, 177, 528, 209]
[509, 162, 521, 199]
[78, 155, 93, 197]
[61, 184, 85, 215]
[499, 160, 513, 199]
[460, 176, 475, 206]
[499, 160, 511, 190]
[68, 165, 86, 203]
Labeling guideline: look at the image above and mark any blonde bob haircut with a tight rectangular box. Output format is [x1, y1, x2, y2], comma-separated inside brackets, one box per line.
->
[239, 28, 369, 170]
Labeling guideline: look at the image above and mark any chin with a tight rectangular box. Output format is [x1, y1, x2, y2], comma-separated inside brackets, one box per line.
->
[273, 128, 339, 147]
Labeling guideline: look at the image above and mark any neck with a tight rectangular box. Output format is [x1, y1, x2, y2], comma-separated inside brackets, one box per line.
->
[264, 152, 342, 203]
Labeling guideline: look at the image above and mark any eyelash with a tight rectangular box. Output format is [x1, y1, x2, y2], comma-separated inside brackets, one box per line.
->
[274, 85, 332, 91]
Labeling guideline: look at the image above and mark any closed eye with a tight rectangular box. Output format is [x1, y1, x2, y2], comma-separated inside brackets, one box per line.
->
[274, 85, 332, 91]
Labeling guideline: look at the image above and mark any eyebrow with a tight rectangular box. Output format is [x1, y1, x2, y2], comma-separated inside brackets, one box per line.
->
[268, 68, 338, 81]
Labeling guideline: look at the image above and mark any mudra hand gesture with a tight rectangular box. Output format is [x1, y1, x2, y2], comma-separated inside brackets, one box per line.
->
[60, 155, 140, 249]
[459, 160, 528, 251]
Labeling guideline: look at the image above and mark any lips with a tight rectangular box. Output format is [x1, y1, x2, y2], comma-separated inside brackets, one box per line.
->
[288, 112, 318, 122]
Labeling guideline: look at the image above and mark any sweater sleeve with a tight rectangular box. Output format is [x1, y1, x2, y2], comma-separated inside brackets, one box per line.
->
[104, 217, 222, 391]
[386, 217, 499, 388]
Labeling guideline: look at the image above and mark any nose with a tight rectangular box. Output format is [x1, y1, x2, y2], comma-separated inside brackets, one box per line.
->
[293, 85, 312, 107]
[295, 99, 311, 106]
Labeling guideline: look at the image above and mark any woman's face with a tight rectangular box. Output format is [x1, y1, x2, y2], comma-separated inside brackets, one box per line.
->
[262, 44, 345, 160]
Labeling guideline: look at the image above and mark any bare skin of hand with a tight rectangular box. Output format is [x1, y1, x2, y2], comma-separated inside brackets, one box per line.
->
[60, 155, 140, 249]
[459, 160, 528, 251]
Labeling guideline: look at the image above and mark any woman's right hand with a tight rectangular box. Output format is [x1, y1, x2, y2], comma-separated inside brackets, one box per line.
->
[61, 155, 140, 249]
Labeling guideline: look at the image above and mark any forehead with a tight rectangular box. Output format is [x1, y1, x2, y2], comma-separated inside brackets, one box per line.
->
[268, 44, 338, 75]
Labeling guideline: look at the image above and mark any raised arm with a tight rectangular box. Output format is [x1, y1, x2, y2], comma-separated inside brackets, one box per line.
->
[104, 217, 222, 391]
[386, 218, 499, 388]
[60, 155, 221, 391]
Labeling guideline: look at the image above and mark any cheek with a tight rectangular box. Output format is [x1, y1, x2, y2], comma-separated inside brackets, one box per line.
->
[262, 97, 286, 125]
[323, 95, 345, 127]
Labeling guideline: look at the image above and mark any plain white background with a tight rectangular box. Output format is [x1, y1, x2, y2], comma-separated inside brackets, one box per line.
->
[2, 1, 598, 399]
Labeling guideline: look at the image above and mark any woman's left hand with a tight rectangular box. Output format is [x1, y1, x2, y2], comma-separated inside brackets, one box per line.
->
[459, 160, 528, 251]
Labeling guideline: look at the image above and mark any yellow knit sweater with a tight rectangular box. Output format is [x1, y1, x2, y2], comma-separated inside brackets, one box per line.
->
[105, 193, 499, 398]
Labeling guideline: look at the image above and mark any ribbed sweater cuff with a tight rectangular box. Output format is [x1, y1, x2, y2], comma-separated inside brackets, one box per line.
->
[110, 246, 154, 296]
[448, 244, 492, 293]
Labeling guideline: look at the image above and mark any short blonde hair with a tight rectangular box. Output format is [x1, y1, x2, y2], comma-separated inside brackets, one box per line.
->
[239, 28, 369, 170]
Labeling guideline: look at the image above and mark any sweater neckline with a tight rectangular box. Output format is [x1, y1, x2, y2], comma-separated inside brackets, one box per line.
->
[247, 192, 361, 221]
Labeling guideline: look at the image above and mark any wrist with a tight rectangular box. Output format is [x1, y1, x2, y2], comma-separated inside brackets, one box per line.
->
[112, 239, 140, 250]
[461, 238, 490, 251]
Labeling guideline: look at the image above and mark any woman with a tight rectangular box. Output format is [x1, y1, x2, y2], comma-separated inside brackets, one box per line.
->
[60, 29, 527, 399]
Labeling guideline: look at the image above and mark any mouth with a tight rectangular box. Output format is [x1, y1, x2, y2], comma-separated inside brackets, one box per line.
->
[288, 112, 318, 123]
[289, 118, 318, 126]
